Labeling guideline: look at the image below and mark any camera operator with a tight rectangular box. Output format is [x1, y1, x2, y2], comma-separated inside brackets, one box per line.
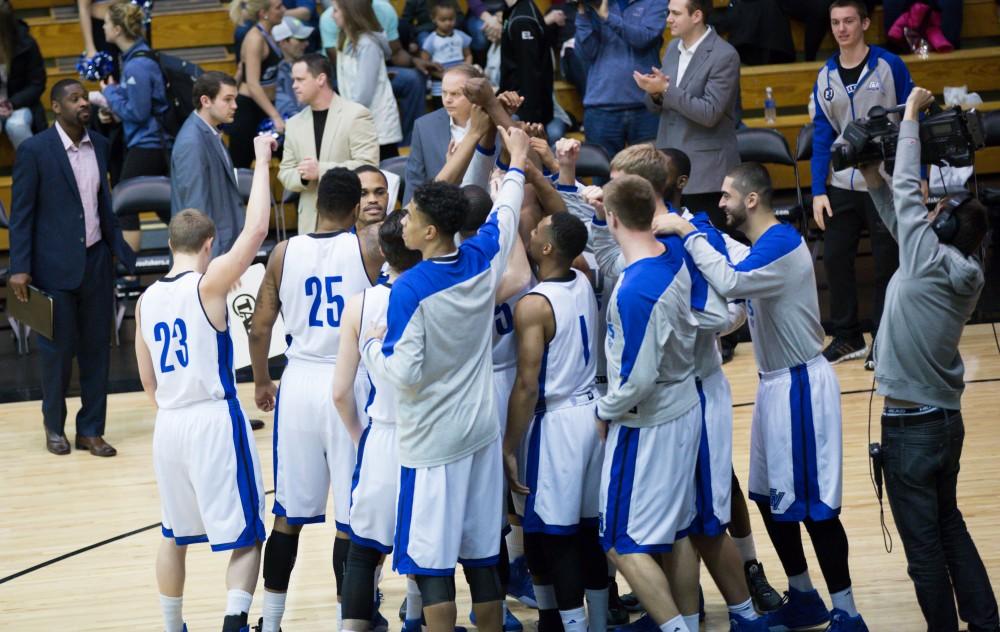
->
[860, 86, 997, 632]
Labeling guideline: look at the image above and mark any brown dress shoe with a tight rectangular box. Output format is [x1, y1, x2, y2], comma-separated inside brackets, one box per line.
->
[45, 430, 71, 455]
[75, 435, 117, 457]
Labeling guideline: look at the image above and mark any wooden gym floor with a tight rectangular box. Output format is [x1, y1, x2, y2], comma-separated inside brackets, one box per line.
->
[2, 324, 1000, 631]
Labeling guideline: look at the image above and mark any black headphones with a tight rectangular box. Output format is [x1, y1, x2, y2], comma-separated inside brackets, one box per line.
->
[931, 191, 972, 244]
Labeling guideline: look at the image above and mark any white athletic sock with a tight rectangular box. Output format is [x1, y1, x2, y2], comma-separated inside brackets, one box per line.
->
[585, 588, 609, 632]
[559, 606, 587, 632]
[262, 591, 287, 632]
[659, 614, 691, 632]
[732, 535, 757, 563]
[406, 577, 423, 620]
[683, 613, 699, 631]
[830, 587, 858, 617]
[727, 598, 758, 620]
[337, 602, 343, 630]
[506, 526, 525, 559]
[225, 589, 253, 617]
[788, 571, 814, 593]
[534, 584, 557, 611]
[159, 595, 183, 632]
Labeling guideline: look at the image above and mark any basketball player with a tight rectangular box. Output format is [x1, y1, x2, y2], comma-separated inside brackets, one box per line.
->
[657, 163, 868, 631]
[594, 175, 701, 632]
[361, 124, 530, 632]
[355, 165, 390, 230]
[331, 212, 424, 632]
[134, 134, 276, 632]
[247, 168, 385, 632]
[504, 212, 608, 632]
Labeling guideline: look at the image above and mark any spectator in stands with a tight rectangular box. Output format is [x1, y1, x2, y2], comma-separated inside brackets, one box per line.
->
[171, 72, 245, 257]
[779, 0, 835, 61]
[421, 0, 473, 104]
[464, 0, 503, 64]
[499, 0, 553, 127]
[401, 0, 438, 49]
[403, 63, 481, 205]
[0, 2, 46, 149]
[576, 0, 666, 165]
[320, 0, 432, 146]
[331, 0, 403, 159]
[77, 0, 116, 60]
[713, 0, 795, 64]
[100, 0, 172, 257]
[633, 0, 740, 226]
[278, 53, 379, 233]
[274, 16, 313, 119]
[9, 78, 136, 457]
[281, 0, 322, 51]
[883, 0, 962, 52]
[228, 0, 287, 168]
[811, 0, 913, 367]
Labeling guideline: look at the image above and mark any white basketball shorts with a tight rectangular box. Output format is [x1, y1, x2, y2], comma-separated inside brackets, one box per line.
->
[394, 438, 503, 575]
[748, 354, 843, 522]
[599, 404, 700, 554]
[349, 420, 399, 552]
[688, 368, 734, 537]
[154, 399, 266, 551]
[273, 359, 357, 531]
[522, 396, 602, 534]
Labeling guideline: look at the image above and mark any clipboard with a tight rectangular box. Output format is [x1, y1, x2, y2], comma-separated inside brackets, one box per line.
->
[5, 284, 54, 340]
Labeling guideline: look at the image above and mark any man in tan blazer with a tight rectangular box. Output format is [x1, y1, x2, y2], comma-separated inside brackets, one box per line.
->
[278, 53, 379, 233]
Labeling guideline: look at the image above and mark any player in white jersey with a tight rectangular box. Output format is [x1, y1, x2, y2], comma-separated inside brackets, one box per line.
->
[248, 168, 385, 632]
[331, 212, 425, 632]
[361, 110, 529, 632]
[658, 163, 867, 631]
[135, 135, 276, 632]
[503, 212, 608, 632]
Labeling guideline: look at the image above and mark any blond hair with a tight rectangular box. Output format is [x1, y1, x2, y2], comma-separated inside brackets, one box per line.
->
[610, 143, 670, 196]
[603, 175, 657, 230]
[107, 1, 145, 41]
[169, 209, 217, 254]
[229, 0, 272, 25]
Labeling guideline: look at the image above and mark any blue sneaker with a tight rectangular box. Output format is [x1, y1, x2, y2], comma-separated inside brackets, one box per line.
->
[507, 556, 538, 608]
[825, 609, 868, 632]
[730, 613, 769, 631]
[403, 618, 423, 632]
[617, 614, 660, 632]
[764, 588, 830, 631]
[469, 607, 524, 632]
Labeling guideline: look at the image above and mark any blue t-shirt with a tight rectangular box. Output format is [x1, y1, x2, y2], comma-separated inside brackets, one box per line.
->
[320, 0, 400, 49]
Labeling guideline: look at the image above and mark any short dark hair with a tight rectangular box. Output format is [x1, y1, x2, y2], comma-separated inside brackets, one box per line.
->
[461, 185, 493, 233]
[169, 209, 216, 254]
[413, 181, 468, 237]
[660, 147, 692, 179]
[296, 53, 334, 85]
[727, 162, 774, 207]
[380, 211, 423, 272]
[829, 0, 868, 20]
[547, 212, 589, 262]
[354, 165, 388, 187]
[317, 168, 362, 220]
[686, 0, 713, 19]
[603, 175, 657, 230]
[430, 0, 459, 15]
[192, 71, 237, 110]
[953, 198, 989, 257]
[50, 78, 83, 103]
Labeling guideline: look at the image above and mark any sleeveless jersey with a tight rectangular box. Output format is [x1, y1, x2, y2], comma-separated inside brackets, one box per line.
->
[359, 283, 397, 424]
[139, 272, 237, 410]
[492, 282, 533, 372]
[280, 232, 373, 363]
[530, 270, 598, 413]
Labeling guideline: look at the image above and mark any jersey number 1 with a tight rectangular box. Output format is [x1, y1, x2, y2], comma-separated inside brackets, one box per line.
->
[306, 275, 344, 327]
[153, 318, 189, 373]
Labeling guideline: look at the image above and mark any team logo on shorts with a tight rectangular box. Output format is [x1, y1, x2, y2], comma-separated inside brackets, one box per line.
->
[769, 488, 786, 511]
[823, 87, 834, 101]
[232, 293, 256, 334]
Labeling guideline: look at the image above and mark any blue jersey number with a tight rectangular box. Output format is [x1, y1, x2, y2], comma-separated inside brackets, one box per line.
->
[305, 275, 344, 327]
[153, 318, 190, 373]
[494, 303, 514, 336]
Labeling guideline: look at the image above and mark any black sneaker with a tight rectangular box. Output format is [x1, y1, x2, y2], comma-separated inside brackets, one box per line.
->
[399, 597, 407, 622]
[864, 347, 875, 371]
[744, 560, 783, 613]
[253, 617, 280, 632]
[618, 591, 643, 612]
[822, 337, 868, 365]
[608, 578, 631, 627]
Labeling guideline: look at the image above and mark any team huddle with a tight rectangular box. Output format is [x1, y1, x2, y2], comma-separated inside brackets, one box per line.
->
[134, 84, 868, 632]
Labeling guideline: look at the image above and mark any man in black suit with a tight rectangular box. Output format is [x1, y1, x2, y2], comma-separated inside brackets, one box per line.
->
[9, 79, 136, 457]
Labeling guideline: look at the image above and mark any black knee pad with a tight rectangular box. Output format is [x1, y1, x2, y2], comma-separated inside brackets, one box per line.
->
[342, 544, 382, 620]
[263, 530, 300, 591]
[524, 531, 553, 582]
[498, 536, 511, 588]
[464, 564, 504, 604]
[332, 537, 352, 596]
[577, 527, 608, 591]
[415, 574, 457, 607]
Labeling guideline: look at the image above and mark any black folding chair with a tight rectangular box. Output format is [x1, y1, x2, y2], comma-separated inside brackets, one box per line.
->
[0, 199, 30, 355]
[736, 127, 806, 232]
[236, 167, 286, 241]
[576, 143, 611, 180]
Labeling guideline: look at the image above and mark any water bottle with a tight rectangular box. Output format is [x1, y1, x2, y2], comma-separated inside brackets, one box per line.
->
[764, 87, 777, 125]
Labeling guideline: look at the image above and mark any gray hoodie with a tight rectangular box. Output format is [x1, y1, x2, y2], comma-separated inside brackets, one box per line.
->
[870, 120, 985, 410]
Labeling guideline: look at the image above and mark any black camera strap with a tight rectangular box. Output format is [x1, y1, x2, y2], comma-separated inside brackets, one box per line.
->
[867, 367, 893, 554]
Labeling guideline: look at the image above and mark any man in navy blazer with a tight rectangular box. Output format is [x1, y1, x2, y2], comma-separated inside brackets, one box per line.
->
[9, 79, 136, 457]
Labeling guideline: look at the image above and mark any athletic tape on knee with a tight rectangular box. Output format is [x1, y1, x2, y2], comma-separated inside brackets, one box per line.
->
[342, 544, 382, 620]
[465, 565, 504, 604]
[415, 574, 456, 606]
[263, 531, 300, 591]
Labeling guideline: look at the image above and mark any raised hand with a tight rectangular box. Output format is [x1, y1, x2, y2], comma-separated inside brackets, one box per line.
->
[555, 138, 581, 167]
[254, 133, 279, 164]
[463, 77, 497, 107]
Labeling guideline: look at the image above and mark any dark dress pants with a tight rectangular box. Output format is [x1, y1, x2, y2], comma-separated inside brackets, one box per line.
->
[37, 242, 114, 437]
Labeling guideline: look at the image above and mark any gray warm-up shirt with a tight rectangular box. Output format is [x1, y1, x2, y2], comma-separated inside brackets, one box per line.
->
[869, 120, 985, 410]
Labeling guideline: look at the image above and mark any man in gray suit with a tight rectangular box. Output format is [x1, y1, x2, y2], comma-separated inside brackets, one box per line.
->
[171, 71, 244, 257]
[634, 0, 740, 228]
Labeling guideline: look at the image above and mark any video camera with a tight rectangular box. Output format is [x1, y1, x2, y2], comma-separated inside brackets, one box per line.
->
[830, 103, 985, 173]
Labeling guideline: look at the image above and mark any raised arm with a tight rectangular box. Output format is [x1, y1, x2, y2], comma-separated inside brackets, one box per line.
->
[249, 240, 286, 412]
[892, 88, 940, 276]
[435, 105, 493, 184]
[333, 292, 366, 444]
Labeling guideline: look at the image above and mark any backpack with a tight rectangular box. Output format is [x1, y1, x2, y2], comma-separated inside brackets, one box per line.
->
[132, 49, 204, 137]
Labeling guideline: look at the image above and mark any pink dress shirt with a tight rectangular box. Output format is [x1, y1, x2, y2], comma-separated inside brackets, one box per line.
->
[55, 122, 102, 247]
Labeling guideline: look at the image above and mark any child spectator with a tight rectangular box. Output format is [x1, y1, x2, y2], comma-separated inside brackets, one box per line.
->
[420, 0, 473, 101]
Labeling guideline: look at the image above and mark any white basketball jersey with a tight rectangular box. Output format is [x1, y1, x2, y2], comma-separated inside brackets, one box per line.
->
[280, 232, 373, 363]
[492, 283, 533, 372]
[359, 283, 397, 424]
[530, 270, 598, 412]
[139, 272, 237, 410]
